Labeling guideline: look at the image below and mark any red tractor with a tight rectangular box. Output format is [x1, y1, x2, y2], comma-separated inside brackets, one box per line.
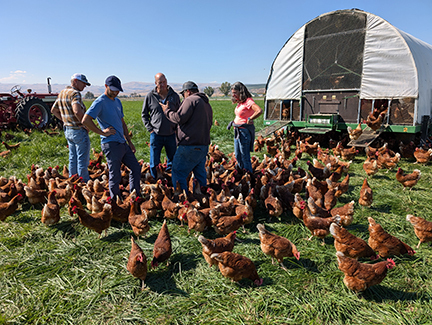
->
[0, 77, 58, 129]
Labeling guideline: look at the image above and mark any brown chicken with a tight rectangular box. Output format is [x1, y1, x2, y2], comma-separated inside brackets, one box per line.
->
[336, 251, 395, 292]
[307, 161, 331, 180]
[127, 237, 147, 290]
[365, 111, 386, 131]
[151, 219, 172, 268]
[211, 212, 248, 235]
[324, 179, 338, 211]
[406, 214, 432, 248]
[358, 178, 373, 207]
[264, 186, 283, 221]
[368, 217, 415, 257]
[330, 200, 355, 227]
[303, 208, 341, 244]
[41, 191, 61, 226]
[257, 223, 300, 270]
[363, 158, 379, 177]
[0, 150, 11, 158]
[413, 147, 432, 164]
[186, 207, 209, 235]
[68, 192, 84, 217]
[110, 196, 130, 224]
[330, 223, 377, 260]
[340, 147, 358, 161]
[347, 122, 363, 141]
[24, 185, 47, 205]
[128, 198, 150, 238]
[307, 197, 330, 218]
[198, 232, 236, 267]
[334, 174, 350, 198]
[72, 204, 112, 238]
[293, 193, 306, 220]
[48, 179, 73, 207]
[211, 251, 263, 286]
[0, 193, 23, 221]
[395, 168, 421, 190]
[399, 141, 416, 159]
[376, 151, 400, 171]
[2, 141, 21, 150]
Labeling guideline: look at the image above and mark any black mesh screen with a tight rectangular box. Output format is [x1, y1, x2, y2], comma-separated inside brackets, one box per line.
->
[303, 11, 366, 91]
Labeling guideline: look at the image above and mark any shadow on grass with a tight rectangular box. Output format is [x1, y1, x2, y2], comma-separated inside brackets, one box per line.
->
[103, 228, 133, 242]
[297, 257, 320, 273]
[361, 285, 426, 302]
[144, 254, 197, 296]
[347, 222, 369, 233]
[52, 219, 81, 238]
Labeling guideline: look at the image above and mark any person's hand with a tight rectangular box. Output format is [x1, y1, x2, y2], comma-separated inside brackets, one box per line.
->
[160, 101, 169, 112]
[102, 126, 116, 136]
[129, 142, 136, 153]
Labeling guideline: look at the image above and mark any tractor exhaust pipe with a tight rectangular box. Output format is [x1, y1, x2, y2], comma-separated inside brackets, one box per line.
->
[47, 77, 52, 94]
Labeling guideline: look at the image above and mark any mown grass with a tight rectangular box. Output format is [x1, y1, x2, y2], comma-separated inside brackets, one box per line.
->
[1, 98, 432, 324]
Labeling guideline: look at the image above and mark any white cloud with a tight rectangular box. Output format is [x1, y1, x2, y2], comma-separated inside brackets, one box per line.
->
[0, 70, 27, 83]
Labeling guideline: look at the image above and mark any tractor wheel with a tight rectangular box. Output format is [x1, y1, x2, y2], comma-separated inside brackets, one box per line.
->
[15, 96, 52, 129]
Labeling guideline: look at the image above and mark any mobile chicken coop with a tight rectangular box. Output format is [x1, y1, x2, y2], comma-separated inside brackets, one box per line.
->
[264, 9, 432, 144]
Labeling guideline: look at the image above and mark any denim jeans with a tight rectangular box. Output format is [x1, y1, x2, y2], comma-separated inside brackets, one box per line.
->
[64, 127, 90, 182]
[101, 141, 141, 199]
[234, 127, 253, 173]
[172, 145, 208, 192]
[150, 132, 177, 178]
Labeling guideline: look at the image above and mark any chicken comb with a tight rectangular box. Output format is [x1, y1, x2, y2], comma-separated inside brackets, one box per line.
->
[386, 258, 396, 267]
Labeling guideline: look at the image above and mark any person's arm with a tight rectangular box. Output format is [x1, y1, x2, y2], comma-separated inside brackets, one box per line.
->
[82, 114, 116, 137]
[51, 100, 62, 121]
[73, 103, 88, 130]
[141, 96, 154, 133]
[121, 117, 136, 153]
[161, 99, 194, 124]
[247, 103, 263, 124]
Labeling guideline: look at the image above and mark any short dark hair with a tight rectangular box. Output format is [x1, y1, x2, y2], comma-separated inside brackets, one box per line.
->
[231, 82, 252, 103]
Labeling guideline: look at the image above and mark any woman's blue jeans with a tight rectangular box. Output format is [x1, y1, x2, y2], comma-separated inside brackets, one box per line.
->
[234, 127, 253, 173]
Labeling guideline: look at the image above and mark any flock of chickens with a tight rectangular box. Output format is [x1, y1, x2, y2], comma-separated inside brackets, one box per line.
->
[2, 123, 432, 293]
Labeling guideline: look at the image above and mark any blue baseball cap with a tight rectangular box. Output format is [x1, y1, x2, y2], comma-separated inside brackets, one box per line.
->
[105, 75, 123, 92]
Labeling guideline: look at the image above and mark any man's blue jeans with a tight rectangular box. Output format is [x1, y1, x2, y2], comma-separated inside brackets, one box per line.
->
[64, 126, 90, 182]
[150, 132, 177, 178]
[234, 127, 253, 173]
[172, 145, 208, 192]
[101, 141, 141, 199]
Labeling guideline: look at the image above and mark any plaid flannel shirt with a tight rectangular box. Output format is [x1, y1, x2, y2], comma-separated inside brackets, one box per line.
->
[52, 86, 86, 128]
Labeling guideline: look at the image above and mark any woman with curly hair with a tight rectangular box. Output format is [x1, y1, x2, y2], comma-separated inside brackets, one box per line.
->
[230, 82, 262, 173]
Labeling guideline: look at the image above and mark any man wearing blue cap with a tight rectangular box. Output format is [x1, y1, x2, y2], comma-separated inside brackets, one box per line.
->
[82, 75, 141, 199]
[51, 73, 91, 182]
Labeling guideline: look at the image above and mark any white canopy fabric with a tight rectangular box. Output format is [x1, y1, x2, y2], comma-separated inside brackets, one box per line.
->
[266, 10, 432, 122]
[265, 26, 305, 101]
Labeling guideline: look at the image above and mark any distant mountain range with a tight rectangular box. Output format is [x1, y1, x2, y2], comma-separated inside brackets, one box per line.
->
[0, 82, 266, 97]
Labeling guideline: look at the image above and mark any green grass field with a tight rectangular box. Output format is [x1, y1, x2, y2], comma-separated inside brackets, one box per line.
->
[1, 99, 432, 324]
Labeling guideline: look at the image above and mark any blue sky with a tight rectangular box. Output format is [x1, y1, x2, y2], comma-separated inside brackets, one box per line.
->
[1, 0, 432, 86]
